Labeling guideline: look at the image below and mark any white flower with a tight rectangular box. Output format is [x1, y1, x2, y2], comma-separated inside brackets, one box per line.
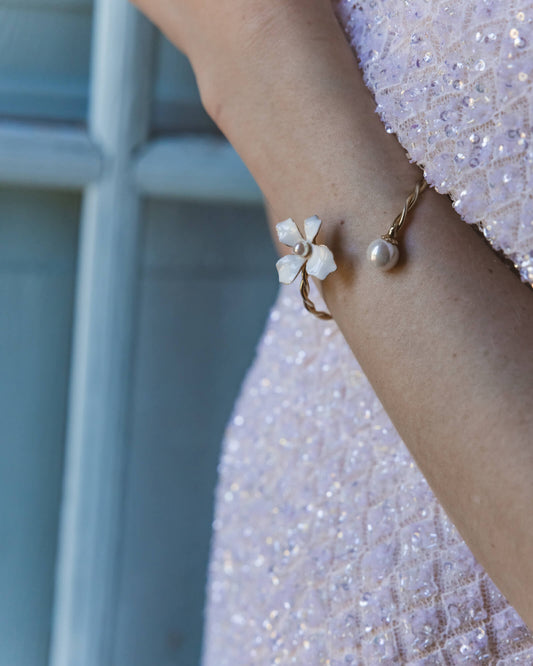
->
[275, 216, 337, 285]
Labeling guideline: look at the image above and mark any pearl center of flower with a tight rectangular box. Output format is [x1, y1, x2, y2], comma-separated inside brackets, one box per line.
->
[294, 241, 311, 257]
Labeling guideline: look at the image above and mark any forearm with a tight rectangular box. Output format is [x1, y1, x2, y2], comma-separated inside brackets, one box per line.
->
[189, 3, 533, 626]
[131, 0, 533, 624]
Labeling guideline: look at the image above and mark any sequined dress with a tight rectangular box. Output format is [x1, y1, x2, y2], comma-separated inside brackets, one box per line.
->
[201, 2, 533, 663]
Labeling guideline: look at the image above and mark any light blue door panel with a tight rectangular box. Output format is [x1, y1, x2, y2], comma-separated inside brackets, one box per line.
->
[151, 35, 215, 134]
[0, 1, 215, 132]
[0, 1, 93, 123]
[112, 200, 278, 665]
[0, 185, 79, 665]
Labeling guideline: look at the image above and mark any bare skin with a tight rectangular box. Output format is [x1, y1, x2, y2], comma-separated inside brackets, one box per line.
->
[129, 0, 533, 629]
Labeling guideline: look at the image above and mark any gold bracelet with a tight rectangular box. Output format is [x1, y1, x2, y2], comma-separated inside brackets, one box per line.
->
[275, 177, 428, 320]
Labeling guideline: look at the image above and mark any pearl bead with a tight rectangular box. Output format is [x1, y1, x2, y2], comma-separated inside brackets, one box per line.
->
[367, 238, 399, 270]
[294, 241, 311, 257]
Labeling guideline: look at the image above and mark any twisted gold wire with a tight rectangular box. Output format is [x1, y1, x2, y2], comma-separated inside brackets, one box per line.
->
[297, 176, 428, 320]
[383, 178, 428, 242]
[299, 266, 332, 320]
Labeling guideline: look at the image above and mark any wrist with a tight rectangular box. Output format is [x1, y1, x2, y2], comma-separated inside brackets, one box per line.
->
[197, 1, 422, 252]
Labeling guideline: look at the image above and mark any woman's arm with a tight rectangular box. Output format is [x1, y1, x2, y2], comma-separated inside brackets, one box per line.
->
[130, 0, 533, 628]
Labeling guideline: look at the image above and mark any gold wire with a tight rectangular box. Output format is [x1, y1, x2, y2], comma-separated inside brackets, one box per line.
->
[299, 266, 333, 320]
[383, 178, 428, 242]
[300, 176, 428, 320]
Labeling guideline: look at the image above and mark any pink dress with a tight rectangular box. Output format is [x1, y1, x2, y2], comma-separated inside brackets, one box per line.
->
[201, 2, 533, 663]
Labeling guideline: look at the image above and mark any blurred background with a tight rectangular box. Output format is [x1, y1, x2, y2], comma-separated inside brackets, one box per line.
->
[0, 0, 278, 664]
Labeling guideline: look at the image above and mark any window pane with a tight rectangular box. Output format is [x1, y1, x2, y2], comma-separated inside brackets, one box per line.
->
[150, 33, 216, 135]
[0, 0, 93, 124]
[113, 200, 277, 665]
[0, 185, 79, 665]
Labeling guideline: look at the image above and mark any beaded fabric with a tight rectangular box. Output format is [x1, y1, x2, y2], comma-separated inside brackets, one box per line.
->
[201, 2, 533, 663]
[335, 0, 533, 286]
[201, 283, 533, 664]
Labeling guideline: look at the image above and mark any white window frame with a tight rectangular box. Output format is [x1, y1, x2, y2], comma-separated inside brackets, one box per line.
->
[1, 1, 260, 664]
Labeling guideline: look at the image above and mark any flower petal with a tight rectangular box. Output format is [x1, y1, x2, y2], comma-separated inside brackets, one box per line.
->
[276, 254, 306, 284]
[276, 218, 303, 248]
[306, 244, 337, 280]
[304, 215, 322, 243]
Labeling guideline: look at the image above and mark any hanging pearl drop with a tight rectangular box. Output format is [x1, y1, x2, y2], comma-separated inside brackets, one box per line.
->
[367, 238, 399, 270]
